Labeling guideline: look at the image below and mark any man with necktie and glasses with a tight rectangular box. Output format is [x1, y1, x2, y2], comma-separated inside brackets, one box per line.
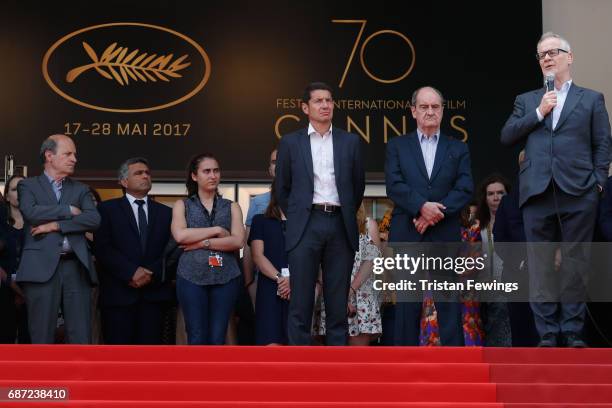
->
[94, 157, 174, 344]
[16, 134, 100, 344]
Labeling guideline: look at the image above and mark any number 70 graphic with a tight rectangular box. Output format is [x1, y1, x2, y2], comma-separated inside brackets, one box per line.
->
[332, 20, 416, 88]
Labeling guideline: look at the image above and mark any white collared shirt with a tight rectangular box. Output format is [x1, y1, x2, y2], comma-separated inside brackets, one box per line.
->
[536, 79, 573, 129]
[417, 129, 440, 178]
[308, 123, 340, 205]
[125, 193, 148, 227]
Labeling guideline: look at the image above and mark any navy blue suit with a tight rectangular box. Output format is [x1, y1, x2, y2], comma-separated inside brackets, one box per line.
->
[275, 126, 365, 345]
[385, 132, 473, 243]
[94, 196, 174, 344]
[384, 131, 473, 345]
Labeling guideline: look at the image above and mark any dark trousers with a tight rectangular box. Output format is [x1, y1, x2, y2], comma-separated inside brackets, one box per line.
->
[523, 182, 598, 337]
[101, 301, 164, 345]
[176, 275, 240, 345]
[508, 302, 539, 347]
[287, 210, 354, 345]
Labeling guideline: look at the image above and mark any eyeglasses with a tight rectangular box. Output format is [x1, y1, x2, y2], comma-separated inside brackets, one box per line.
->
[535, 48, 568, 60]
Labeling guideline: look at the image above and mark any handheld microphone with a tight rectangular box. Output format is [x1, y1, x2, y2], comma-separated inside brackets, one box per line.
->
[544, 72, 565, 264]
[545, 73, 555, 92]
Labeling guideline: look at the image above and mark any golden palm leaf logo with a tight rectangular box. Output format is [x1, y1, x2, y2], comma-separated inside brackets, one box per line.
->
[66, 42, 191, 85]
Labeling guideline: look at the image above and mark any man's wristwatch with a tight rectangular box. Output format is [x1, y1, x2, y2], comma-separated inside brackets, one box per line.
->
[203, 239, 211, 248]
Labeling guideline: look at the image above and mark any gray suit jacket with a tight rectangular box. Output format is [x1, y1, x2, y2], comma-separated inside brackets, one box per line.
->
[16, 174, 101, 284]
[501, 83, 611, 207]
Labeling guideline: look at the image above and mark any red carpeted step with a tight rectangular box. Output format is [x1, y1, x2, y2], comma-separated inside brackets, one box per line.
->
[2, 345, 612, 405]
[497, 384, 612, 403]
[0, 381, 498, 403]
[483, 348, 612, 364]
[5, 404, 612, 408]
[504, 404, 612, 408]
[0, 361, 491, 383]
[0, 402, 506, 408]
[0, 345, 486, 363]
[491, 363, 612, 383]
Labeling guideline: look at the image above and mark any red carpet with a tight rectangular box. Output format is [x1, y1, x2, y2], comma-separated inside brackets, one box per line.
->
[0, 345, 611, 407]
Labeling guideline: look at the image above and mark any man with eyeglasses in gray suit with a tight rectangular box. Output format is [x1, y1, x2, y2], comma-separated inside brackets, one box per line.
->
[501, 32, 610, 348]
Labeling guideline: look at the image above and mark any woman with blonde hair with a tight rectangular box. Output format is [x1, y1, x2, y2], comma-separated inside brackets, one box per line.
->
[313, 203, 382, 345]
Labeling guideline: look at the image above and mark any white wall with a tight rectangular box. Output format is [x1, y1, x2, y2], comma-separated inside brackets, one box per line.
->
[543, 0, 612, 114]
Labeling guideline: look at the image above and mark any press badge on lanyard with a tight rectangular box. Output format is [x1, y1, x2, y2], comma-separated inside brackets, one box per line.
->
[209, 252, 223, 267]
[202, 196, 223, 269]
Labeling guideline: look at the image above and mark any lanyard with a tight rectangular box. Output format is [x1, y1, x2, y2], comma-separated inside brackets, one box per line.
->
[197, 195, 218, 228]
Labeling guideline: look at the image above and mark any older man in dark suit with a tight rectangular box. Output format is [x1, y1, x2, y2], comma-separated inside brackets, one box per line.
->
[94, 157, 174, 344]
[275, 82, 365, 345]
[501, 32, 610, 347]
[17, 134, 100, 344]
[384, 86, 473, 346]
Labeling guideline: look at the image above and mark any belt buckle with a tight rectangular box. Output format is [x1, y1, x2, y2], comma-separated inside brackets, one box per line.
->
[323, 203, 333, 213]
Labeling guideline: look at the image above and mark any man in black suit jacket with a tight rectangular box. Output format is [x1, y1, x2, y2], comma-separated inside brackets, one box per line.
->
[384, 86, 473, 345]
[501, 32, 610, 347]
[94, 157, 173, 344]
[275, 82, 365, 345]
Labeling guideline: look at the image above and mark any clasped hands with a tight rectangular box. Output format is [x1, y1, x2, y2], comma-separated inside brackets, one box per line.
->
[31, 205, 82, 236]
[413, 201, 446, 234]
[129, 266, 153, 288]
[180, 226, 231, 251]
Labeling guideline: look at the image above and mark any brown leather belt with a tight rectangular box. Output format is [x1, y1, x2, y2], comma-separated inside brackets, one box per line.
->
[312, 203, 341, 213]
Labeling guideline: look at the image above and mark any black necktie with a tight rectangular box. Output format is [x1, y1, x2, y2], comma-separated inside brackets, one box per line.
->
[135, 199, 148, 251]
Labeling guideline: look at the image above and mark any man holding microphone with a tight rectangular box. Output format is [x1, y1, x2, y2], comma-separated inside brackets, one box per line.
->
[501, 32, 610, 347]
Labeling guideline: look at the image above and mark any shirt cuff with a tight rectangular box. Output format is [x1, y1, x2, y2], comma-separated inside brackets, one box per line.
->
[536, 108, 544, 122]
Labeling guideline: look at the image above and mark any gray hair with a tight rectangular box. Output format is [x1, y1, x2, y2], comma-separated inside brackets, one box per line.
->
[118, 157, 150, 181]
[39, 137, 58, 164]
[411, 86, 445, 106]
[538, 31, 571, 52]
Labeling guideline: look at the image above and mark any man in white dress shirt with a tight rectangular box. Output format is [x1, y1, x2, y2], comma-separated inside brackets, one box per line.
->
[275, 82, 365, 345]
